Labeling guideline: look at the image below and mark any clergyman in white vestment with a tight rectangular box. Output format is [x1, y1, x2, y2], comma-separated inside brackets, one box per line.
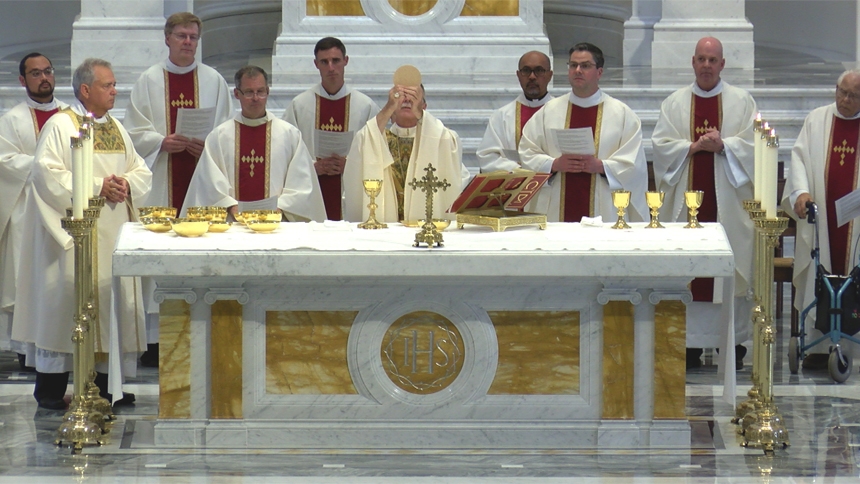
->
[184, 66, 325, 222]
[343, 81, 470, 224]
[651, 37, 756, 369]
[13, 59, 152, 409]
[283, 37, 379, 220]
[0, 53, 67, 361]
[519, 42, 648, 223]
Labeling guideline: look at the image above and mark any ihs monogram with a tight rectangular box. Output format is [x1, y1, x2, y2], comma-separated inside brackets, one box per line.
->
[241, 149, 264, 177]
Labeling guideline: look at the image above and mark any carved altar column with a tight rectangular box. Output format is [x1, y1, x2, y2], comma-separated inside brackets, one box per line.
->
[271, 0, 551, 87]
[71, 0, 166, 84]
[651, 0, 754, 86]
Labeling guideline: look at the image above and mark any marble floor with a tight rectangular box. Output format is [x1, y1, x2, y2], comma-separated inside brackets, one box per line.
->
[2, 288, 860, 483]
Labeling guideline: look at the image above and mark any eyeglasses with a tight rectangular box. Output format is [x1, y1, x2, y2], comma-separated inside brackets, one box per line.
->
[837, 87, 860, 102]
[567, 62, 596, 71]
[26, 67, 54, 79]
[518, 66, 548, 77]
[237, 88, 269, 99]
[170, 33, 200, 42]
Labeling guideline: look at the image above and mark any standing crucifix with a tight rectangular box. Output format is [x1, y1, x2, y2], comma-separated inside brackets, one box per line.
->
[408, 163, 451, 247]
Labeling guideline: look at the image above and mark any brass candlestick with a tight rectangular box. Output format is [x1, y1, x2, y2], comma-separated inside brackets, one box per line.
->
[357, 179, 387, 230]
[734, 200, 763, 425]
[743, 215, 790, 455]
[84, 197, 113, 421]
[684, 190, 704, 228]
[610, 190, 631, 229]
[409, 164, 450, 248]
[56, 215, 104, 454]
[645, 191, 665, 228]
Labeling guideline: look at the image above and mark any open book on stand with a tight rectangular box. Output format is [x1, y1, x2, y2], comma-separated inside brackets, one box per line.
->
[448, 169, 550, 232]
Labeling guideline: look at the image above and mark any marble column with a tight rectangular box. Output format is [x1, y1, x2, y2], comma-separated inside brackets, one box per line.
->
[71, 0, 166, 84]
[651, 0, 754, 86]
[271, 0, 551, 88]
[623, 0, 661, 66]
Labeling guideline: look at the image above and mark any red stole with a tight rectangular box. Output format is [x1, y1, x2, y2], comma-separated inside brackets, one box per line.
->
[32, 108, 58, 134]
[515, 103, 543, 148]
[826, 116, 860, 275]
[234, 121, 270, 202]
[689, 94, 721, 302]
[561, 103, 600, 222]
[316, 94, 351, 220]
[165, 69, 199, 211]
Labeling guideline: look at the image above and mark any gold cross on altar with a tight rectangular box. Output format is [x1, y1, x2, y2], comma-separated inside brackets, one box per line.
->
[320, 117, 343, 131]
[834, 139, 855, 166]
[408, 164, 451, 248]
[695, 119, 711, 135]
[241, 149, 265, 177]
[170, 93, 194, 108]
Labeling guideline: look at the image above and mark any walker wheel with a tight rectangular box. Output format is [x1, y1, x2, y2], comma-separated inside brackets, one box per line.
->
[828, 350, 852, 383]
[788, 337, 800, 374]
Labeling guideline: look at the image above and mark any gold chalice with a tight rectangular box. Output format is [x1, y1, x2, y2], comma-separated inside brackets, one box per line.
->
[358, 179, 387, 229]
[611, 190, 631, 229]
[684, 190, 704, 229]
[645, 191, 665, 229]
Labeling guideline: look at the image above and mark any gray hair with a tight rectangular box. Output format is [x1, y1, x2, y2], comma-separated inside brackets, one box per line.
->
[838, 69, 860, 86]
[72, 58, 112, 98]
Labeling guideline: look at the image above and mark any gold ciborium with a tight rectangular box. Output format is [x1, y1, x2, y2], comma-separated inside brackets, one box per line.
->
[645, 191, 665, 228]
[611, 190, 631, 229]
[358, 179, 387, 229]
[684, 190, 704, 228]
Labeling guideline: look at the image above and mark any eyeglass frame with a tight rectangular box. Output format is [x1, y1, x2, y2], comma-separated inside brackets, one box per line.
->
[836, 86, 860, 102]
[517, 66, 549, 77]
[170, 32, 200, 42]
[25, 67, 55, 79]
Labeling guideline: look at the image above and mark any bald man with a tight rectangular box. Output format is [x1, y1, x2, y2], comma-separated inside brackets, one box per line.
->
[477, 51, 554, 173]
[651, 37, 758, 370]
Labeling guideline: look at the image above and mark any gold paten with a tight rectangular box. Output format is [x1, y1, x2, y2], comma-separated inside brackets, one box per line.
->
[452, 170, 549, 232]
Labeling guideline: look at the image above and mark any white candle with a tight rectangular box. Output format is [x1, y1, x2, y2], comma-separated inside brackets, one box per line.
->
[764, 129, 779, 218]
[71, 136, 84, 219]
[83, 117, 94, 199]
[753, 114, 763, 201]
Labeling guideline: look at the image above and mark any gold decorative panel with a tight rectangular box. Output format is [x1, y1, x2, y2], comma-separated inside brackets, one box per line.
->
[266, 311, 358, 394]
[307, 0, 365, 16]
[487, 311, 580, 395]
[389, 0, 436, 16]
[602, 301, 635, 419]
[654, 301, 687, 419]
[158, 300, 191, 419]
[211, 300, 243, 419]
[380, 311, 464, 394]
[461, 0, 518, 16]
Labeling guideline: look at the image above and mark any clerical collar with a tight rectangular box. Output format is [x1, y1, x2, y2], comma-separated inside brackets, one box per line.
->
[390, 123, 417, 137]
[317, 83, 349, 100]
[26, 97, 58, 111]
[240, 113, 269, 127]
[570, 89, 602, 108]
[834, 103, 860, 120]
[165, 58, 197, 75]
[70, 101, 109, 123]
[517, 92, 552, 108]
[692, 80, 723, 98]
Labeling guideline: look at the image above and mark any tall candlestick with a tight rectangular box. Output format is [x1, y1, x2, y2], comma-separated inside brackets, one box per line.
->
[764, 129, 779, 218]
[71, 136, 85, 219]
[82, 116, 94, 198]
[753, 114, 763, 201]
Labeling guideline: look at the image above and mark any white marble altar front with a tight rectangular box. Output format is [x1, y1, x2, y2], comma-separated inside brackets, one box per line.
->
[111, 221, 734, 450]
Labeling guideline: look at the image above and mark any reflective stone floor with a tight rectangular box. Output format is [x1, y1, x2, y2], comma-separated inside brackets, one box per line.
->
[2, 289, 860, 483]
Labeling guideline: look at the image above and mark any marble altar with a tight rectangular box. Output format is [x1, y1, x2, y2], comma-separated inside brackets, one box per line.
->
[111, 221, 735, 450]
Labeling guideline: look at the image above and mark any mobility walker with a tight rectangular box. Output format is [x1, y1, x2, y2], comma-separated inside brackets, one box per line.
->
[788, 202, 860, 382]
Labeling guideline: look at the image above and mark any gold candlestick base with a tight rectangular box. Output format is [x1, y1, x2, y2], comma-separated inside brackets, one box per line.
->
[357, 179, 388, 230]
[742, 406, 790, 455]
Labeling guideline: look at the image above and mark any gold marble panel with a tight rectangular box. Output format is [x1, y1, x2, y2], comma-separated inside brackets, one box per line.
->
[380, 311, 465, 395]
[654, 301, 687, 419]
[487, 311, 580, 395]
[307, 0, 365, 16]
[389, 0, 435, 16]
[158, 300, 190, 419]
[602, 301, 634, 419]
[211, 300, 243, 419]
[266, 311, 358, 394]
[461, 0, 518, 16]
